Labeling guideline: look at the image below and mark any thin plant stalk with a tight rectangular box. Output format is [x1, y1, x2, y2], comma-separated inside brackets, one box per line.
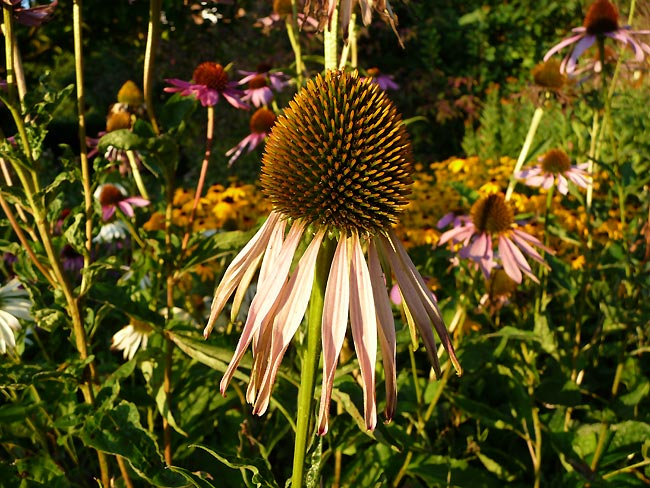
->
[181, 105, 214, 251]
[73, 0, 94, 296]
[144, 0, 162, 135]
[127, 150, 150, 199]
[324, 8, 338, 71]
[287, 0, 304, 87]
[291, 237, 335, 488]
[505, 106, 544, 201]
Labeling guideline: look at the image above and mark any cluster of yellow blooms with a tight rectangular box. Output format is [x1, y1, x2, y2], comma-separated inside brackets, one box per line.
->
[144, 181, 272, 233]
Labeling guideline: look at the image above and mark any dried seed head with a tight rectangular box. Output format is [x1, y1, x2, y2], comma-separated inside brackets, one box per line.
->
[117, 80, 144, 106]
[261, 70, 413, 235]
[470, 194, 514, 234]
[532, 59, 566, 89]
[193, 62, 228, 91]
[584, 0, 619, 35]
[106, 111, 132, 132]
[540, 149, 572, 174]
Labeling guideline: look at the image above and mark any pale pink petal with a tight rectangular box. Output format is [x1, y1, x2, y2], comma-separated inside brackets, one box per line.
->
[543, 32, 586, 61]
[368, 240, 397, 422]
[204, 211, 281, 338]
[317, 235, 351, 435]
[377, 234, 441, 376]
[498, 235, 532, 284]
[386, 230, 461, 375]
[348, 233, 377, 431]
[219, 219, 306, 394]
[231, 218, 286, 325]
[252, 229, 325, 415]
[117, 201, 135, 218]
[438, 224, 476, 246]
[556, 174, 569, 195]
[125, 196, 150, 208]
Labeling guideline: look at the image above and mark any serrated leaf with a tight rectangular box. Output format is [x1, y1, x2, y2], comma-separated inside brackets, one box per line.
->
[80, 400, 185, 487]
[166, 331, 250, 380]
[191, 444, 280, 488]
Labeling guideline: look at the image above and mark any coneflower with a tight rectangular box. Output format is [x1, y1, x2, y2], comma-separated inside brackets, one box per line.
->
[205, 70, 461, 434]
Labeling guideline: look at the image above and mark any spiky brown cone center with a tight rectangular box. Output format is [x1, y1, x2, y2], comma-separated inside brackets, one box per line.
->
[250, 108, 277, 134]
[99, 184, 125, 206]
[260, 70, 413, 235]
[584, 0, 619, 35]
[541, 149, 572, 174]
[471, 194, 513, 234]
[193, 62, 228, 91]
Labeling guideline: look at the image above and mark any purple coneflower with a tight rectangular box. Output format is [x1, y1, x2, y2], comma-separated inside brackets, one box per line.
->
[205, 71, 461, 435]
[165, 62, 247, 109]
[226, 107, 276, 166]
[438, 193, 552, 284]
[517, 149, 590, 195]
[363, 68, 399, 91]
[544, 0, 650, 74]
[94, 183, 149, 221]
[240, 74, 274, 108]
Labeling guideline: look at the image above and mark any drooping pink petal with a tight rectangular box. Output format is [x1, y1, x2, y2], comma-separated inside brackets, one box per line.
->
[102, 205, 116, 221]
[438, 224, 476, 246]
[252, 229, 325, 416]
[117, 201, 135, 218]
[317, 235, 351, 435]
[348, 233, 378, 431]
[378, 234, 441, 376]
[219, 219, 306, 394]
[368, 240, 397, 422]
[498, 235, 533, 284]
[543, 32, 586, 61]
[204, 211, 281, 338]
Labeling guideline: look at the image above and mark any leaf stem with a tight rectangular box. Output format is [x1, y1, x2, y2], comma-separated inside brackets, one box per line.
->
[144, 0, 162, 135]
[505, 106, 544, 201]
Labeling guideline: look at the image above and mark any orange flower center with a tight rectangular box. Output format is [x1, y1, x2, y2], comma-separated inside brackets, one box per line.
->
[540, 149, 571, 174]
[248, 75, 268, 90]
[250, 108, 277, 134]
[99, 185, 125, 206]
[470, 194, 513, 234]
[584, 0, 619, 35]
[193, 62, 228, 91]
[273, 0, 293, 16]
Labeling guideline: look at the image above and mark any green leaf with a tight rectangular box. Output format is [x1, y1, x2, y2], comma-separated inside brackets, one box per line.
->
[98, 129, 147, 152]
[80, 400, 185, 487]
[160, 93, 197, 132]
[167, 331, 250, 379]
[191, 444, 280, 488]
[166, 466, 218, 488]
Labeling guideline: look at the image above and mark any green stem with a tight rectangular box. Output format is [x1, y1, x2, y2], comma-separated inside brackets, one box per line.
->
[324, 7, 338, 71]
[291, 237, 335, 488]
[2, 4, 18, 104]
[505, 106, 544, 201]
[181, 105, 214, 252]
[127, 151, 149, 200]
[73, 0, 94, 297]
[144, 0, 162, 135]
[287, 0, 304, 87]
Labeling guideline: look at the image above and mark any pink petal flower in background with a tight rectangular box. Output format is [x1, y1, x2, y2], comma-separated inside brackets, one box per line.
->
[165, 62, 248, 109]
[9, 0, 58, 26]
[94, 183, 149, 221]
[517, 149, 590, 195]
[543, 0, 650, 74]
[225, 107, 277, 166]
[438, 193, 553, 284]
[362, 67, 399, 91]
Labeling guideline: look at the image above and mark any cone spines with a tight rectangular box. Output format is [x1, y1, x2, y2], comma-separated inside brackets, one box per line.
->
[261, 70, 412, 235]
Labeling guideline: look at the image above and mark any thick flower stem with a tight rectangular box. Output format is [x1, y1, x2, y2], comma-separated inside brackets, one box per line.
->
[144, 0, 162, 135]
[505, 106, 544, 201]
[291, 236, 335, 488]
